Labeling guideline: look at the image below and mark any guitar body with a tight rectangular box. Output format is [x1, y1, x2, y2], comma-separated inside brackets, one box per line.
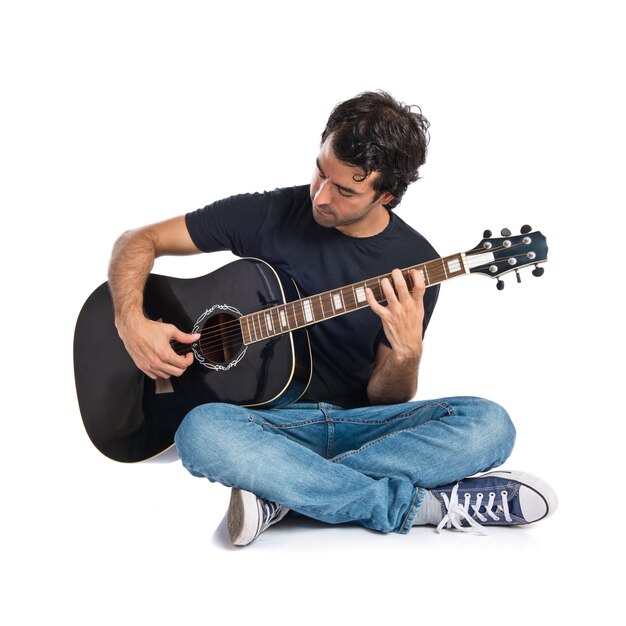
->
[74, 258, 312, 463]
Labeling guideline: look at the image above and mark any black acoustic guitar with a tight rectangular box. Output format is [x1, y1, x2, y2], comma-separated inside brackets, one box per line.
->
[74, 227, 548, 463]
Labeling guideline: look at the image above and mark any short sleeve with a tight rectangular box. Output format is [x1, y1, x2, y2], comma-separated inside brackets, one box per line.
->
[185, 191, 271, 256]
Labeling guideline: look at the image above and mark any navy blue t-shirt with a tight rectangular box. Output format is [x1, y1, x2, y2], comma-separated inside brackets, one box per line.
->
[185, 185, 440, 407]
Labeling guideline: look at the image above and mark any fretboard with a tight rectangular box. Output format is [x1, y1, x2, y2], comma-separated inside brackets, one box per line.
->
[240, 253, 468, 345]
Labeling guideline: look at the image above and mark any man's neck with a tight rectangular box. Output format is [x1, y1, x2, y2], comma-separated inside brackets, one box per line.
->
[335, 207, 391, 238]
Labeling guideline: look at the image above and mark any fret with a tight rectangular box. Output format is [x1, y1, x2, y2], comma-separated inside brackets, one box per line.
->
[287, 302, 298, 328]
[441, 258, 449, 280]
[405, 267, 426, 290]
[240, 316, 247, 344]
[351, 285, 358, 309]
[364, 278, 380, 302]
[402, 269, 413, 291]
[390, 273, 401, 298]
[260, 312, 269, 339]
[249, 313, 258, 340]
[237, 318, 244, 347]
[344, 287, 356, 311]
[444, 253, 465, 277]
[245, 314, 253, 343]
[312, 295, 325, 320]
[425, 261, 440, 284]
[331, 290, 344, 312]
[253, 313, 264, 340]
[278, 306, 289, 330]
[271, 307, 281, 335]
[293, 300, 305, 327]
[252, 314, 259, 342]
[245, 315, 253, 344]
[416, 267, 426, 285]
[373, 279, 382, 299]
[376, 273, 392, 302]
[376, 276, 385, 301]
[320, 292, 334, 317]
[354, 284, 367, 307]
[422, 263, 431, 286]
[241, 251, 473, 345]
[302, 299, 314, 323]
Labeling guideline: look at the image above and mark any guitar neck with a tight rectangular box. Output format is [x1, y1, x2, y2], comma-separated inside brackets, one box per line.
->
[240, 252, 468, 345]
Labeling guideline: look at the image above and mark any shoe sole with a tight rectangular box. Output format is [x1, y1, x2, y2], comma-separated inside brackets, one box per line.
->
[227, 488, 260, 546]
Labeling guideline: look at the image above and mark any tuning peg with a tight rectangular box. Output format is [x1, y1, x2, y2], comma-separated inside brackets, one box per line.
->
[515, 270, 522, 284]
[521, 224, 532, 234]
[496, 279, 505, 291]
[500, 228, 511, 237]
[532, 265, 545, 277]
[483, 229, 492, 238]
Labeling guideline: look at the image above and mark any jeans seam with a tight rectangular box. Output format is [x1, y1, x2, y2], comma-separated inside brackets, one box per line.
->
[258, 418, 327, 429]
[399, 487, 423, 533]
[331, 401, 454, 425]
[326, 420, 334, 459]
[330, 423, 432, 464]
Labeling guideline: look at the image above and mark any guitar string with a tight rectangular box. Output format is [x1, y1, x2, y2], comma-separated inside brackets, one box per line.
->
[174, 266, 450, 355]
[173, 253, 531, 355]
[185, 268, 428, 344]
[173, 288, 390, 355]
[172, 276, 404, 352]
[176, 249, 502, 353]
[171, 275, 413, 353]
[170, 265, 450, 355]
[180, 260, 455, 347]
[171, 246, 533, 356]
[173, 254, 527, 355]
[171, 253, 465, 352]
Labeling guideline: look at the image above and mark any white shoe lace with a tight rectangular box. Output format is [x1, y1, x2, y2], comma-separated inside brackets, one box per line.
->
[436, 484, 513, 534]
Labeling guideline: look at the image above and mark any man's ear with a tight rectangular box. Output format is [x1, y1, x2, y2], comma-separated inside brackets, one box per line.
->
[379, 191, 395, 206]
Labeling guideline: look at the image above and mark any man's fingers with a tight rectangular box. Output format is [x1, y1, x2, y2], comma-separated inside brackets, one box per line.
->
[119, 317, 199, 380]
[365, 286, 381, 310]
[366, 287, 387, 316]
[380, 277, 395, 302]
[410, 269, 426, 300]
[148, 353, 194, 379]
[156, 343, 194, 372]
[391, 269, 410, 299]
[143, 324, 197, 376]
[171, 328, 201, 344]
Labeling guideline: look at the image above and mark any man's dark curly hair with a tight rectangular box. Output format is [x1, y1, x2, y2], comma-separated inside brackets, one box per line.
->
[321, 91, 430, 210]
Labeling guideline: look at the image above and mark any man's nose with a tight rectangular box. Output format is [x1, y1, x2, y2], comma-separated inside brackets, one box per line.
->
[314, 177, 331, 205]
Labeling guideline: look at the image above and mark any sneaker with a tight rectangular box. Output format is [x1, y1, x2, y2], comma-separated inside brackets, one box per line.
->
[432, 470, 557, 534]
[227, 488, 290, 546]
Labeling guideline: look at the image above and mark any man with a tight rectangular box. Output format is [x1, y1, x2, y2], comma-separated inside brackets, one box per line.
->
[109, 91, 556, 546]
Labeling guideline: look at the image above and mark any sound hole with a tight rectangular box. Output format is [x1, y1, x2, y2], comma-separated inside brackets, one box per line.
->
[200, 313, 243, 364]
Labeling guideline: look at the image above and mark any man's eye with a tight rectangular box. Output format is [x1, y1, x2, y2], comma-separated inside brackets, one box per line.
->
[338, 189, 353, 198]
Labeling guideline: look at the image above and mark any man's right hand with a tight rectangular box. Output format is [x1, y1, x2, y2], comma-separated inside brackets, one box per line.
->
[108, 216, 202, 379]
[116, 316, 201, 380]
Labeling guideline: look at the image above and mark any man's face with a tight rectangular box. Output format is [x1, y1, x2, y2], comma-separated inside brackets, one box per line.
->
[310, 137, 394, 236]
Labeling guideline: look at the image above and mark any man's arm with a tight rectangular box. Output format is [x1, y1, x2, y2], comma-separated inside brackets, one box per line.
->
[109, 215, 202, 380]
[365, 268, 426, 405]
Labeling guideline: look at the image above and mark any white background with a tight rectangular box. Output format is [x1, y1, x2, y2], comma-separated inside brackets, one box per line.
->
[2, 1, 624, 623]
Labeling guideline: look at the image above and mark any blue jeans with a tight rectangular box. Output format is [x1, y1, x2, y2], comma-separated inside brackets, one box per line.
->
[174, 397, 515, 534]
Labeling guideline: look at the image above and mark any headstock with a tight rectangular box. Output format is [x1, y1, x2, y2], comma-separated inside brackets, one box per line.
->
[465, 226, 548, 290]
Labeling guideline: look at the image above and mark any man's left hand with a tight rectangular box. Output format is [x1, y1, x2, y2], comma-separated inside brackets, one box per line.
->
[365, 268, 425, 361]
